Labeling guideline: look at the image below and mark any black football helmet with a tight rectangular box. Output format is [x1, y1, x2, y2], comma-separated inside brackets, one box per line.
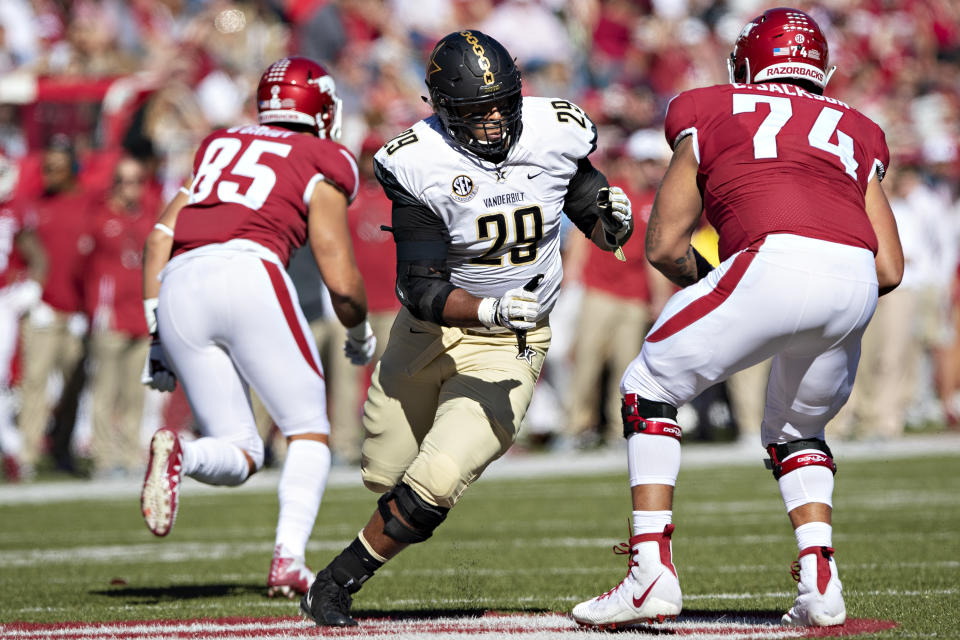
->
[425, 30, 523, 157]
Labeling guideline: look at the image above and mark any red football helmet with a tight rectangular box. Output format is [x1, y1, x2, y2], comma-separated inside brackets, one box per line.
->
[257, 57, 342, 140]
[727, 8, 835, 90]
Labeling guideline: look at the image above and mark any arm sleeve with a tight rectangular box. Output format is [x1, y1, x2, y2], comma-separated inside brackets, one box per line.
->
[375, 159, 457, 324]
[563, 156, 610, 237]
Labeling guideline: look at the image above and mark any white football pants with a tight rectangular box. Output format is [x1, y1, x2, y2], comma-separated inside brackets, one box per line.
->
[621, 234, 878, 445]
[157, 240, 330, 451]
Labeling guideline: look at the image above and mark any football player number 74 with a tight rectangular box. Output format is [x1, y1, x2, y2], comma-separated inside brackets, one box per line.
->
[733, 94, 859, 180]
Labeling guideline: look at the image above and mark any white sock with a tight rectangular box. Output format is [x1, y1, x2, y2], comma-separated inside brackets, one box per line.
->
[795, 521, 832, 550]
[777, 462, 834, 512]
[180, 437, 250, 486]
[633, 510, 672, 536]
[275, 439, 331, 559]
[627, 430, 681, 486]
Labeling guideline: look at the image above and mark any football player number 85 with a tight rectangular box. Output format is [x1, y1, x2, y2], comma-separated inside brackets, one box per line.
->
[191, 138, 293, 210]
[733, 94, 859, 180]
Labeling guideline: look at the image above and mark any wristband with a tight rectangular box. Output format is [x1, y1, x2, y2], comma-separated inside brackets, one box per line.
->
[477, 297, 500, 329]
[154, 223, 175, 237]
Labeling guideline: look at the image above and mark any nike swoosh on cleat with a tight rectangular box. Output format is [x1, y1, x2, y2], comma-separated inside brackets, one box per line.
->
[632, 573, 663, 609]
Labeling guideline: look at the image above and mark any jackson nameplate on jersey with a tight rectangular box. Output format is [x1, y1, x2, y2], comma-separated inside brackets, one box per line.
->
[373, 96, 599, 323]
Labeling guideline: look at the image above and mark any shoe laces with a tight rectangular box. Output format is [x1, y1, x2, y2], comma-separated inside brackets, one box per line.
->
[322, 581, 353, 618]
[789, 546, 834, 584]
[789, 559, 801, 582]
[597, 533, 639, 601]
[317, 573, 352, 611]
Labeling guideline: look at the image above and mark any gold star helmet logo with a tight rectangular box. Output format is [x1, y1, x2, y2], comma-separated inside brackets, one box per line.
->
[427, 46, 443, 78]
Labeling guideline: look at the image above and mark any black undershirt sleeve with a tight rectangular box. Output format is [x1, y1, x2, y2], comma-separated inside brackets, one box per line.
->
[563, 156, 610, 237]
[375, 159, 457, 324]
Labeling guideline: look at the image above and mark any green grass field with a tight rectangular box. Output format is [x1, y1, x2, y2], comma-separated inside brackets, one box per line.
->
[1, 443, 958, 638]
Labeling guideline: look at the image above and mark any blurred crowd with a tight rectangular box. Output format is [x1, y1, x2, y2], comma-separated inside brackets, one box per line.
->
[0, 0, 958, 483]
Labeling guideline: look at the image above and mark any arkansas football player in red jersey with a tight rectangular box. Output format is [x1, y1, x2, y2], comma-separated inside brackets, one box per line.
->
[573, 8, 903, 629]
[139, 57, 374, 598]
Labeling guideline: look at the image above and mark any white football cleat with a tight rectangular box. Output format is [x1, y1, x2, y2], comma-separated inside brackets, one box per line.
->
[267, 544, 315, 598]
[572, 524, 682, 629]
[781, 546, 846, 627]
[140, 429, 183, 537]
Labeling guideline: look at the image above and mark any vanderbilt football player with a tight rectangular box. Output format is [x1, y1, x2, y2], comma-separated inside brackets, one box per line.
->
[301, 30, 634, 626]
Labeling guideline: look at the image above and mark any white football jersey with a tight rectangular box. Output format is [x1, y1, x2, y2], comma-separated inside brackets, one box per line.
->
[374, 96, 599, 319]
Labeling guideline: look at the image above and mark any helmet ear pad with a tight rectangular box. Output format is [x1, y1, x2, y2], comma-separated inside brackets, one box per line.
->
[425, 30, 523, 156]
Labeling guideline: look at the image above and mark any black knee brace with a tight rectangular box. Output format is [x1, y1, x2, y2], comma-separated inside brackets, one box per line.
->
[621, 393, 682, 441]
[765, 438, 837, 479]
[377, 482, 449, 544]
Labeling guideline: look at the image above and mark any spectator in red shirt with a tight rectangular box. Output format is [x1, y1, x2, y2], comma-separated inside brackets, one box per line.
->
[17, 136, 94, 476]
[561, 131, 672, 448]
[86, 155, 156, 478]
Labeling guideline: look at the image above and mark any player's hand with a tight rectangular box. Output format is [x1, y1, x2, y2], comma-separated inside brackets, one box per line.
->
[494, 287, 540, 331]
[598, 186, 633, 243]
[344, 320, 376, 366]
[141, 337, 177, 392]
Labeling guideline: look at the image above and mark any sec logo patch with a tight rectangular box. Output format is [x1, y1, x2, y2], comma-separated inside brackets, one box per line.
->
[451, 175, 477, 202]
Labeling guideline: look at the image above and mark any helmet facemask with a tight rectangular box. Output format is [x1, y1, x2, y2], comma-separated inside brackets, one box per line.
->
[432, 88, 523, 157]
[425, 30, 524, 158]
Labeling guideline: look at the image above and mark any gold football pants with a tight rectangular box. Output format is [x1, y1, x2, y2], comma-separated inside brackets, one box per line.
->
[361, 307, 550, 508]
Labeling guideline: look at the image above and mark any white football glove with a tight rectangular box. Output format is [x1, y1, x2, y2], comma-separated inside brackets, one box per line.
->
[478, 288, 540, 331]
[141, 337, 177, 392]
[598, 186, 633, 244]
[143, 297, 159, 334]
[344, 320, 376, 366]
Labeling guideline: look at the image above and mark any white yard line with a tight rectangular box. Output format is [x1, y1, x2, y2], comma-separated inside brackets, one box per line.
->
[0, 611, 904, 640]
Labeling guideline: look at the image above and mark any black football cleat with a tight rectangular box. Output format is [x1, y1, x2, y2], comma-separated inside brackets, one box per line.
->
[300, 568, 358, 627]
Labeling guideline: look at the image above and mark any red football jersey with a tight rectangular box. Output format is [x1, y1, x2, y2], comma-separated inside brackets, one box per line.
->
[665, 83, 888, 262]
[173, 125, 359, 266]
